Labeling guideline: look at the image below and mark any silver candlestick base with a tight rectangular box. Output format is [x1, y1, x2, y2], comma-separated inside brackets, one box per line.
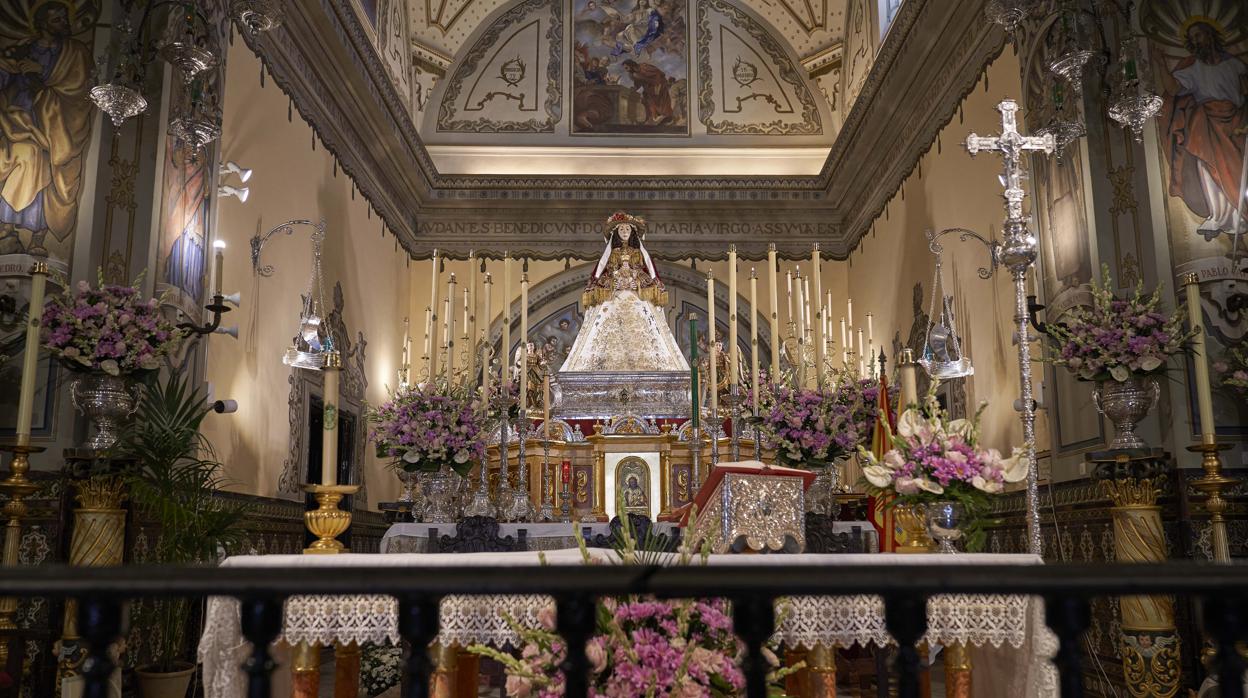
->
[506, 426, 534, 522]
[728, 387, 742, 462]
[463, 461, 496, 518]
[494, 397, 516, 520]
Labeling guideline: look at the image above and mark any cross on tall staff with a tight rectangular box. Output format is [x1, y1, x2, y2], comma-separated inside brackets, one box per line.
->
[965, 98, 1055, 557]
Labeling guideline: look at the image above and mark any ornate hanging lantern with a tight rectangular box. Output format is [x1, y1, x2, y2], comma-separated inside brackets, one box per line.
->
[918, 229, 1001, 381]
[1046, 1, 1096, 94]
[1107, 36, 1163, 142]
[231, 0, 285, 34]
[281, 224, 334, 371]
[986, 0, 1034, 36]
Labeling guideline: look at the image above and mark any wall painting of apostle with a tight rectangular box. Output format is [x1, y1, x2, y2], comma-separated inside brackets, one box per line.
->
[0, 0, 99, 268]
[1141, 0, 1247, 432]
[572, 0, 689, 135]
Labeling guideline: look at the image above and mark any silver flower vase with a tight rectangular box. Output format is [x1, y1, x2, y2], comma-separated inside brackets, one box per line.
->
[422, 464, 459, 522]
[70, 373, 141, 450]
[1093, 375, 1159, 450]
[925, 501, 965, 554]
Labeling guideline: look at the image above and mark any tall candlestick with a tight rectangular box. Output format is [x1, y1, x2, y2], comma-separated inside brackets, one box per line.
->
[483, 273, 493, 388]
[14, 261, 48, 445]
[750, 269, 760, 415]
[322, 351, 342, 486]
[728, 246, 739, 387]
[446, 274, 457, 382]
[1184, 274, 1216, 437]
[812, 245, 823, 385]
[463, 279, 473, 382]
[520, 273, 530, 418]
[795, 273, 807, 387]
[428, 249, 440, 377]
[213, 240, 225, 295]
[706, 272, 718, 440]
[464, 250, 471, 359]
[785, 270, 794, 334]
[767, 245, 779, 383]
[502, 253, 512, 389]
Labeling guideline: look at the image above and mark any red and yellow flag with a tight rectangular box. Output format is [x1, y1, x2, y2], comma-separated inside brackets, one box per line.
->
[867, 373, 898, 552]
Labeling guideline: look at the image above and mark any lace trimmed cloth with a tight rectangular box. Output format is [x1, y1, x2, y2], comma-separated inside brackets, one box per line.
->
[197, 550, 1055, 698]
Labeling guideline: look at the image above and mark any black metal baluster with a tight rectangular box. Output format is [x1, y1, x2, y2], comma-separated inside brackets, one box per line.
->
[1044, 595, 1090, 698]
[398, 595, 442, 698]
[1203, 595, 1246, 698]
[732, 595, 776, 698]
[77, 595, 122, 698]
[882, 593, 927, 698]
[239, 596, 284, 698]
[556, 594, 596, 698]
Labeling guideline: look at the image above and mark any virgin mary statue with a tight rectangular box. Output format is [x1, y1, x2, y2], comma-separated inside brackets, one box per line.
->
[561, 212, 687, 376]
[583, 212, 668, 308]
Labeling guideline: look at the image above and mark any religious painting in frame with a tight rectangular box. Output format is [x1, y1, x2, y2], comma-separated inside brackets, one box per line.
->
[615, 456, 651, 516]
[571, 0, 690, 135]
[1139, 0, 1248, 436]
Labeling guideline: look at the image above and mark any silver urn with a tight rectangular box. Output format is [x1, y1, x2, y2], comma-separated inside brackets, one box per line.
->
[925, 501, 965, 554]
[422, 465, 460, 522]
[70, 373, 141, 451]
[1093, 375, 1159, 451]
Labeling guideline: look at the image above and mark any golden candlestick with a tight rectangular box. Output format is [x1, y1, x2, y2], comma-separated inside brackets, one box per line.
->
[1187, 436, 1235, 564]
[0, 442, 43, 665]
[303, 484, 361, 554]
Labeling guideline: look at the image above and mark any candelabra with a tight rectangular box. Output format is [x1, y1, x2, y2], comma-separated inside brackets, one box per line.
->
[507, 419, 534, 522]
[464, 349, 497, 519]
[494, 395, 516, 517]
[0, 442, 42, 662]
[176, 293, 231, 336]
[965, 98, 1056, 557]
[729, 386, 742, 462]
[538, 432, 556, 521]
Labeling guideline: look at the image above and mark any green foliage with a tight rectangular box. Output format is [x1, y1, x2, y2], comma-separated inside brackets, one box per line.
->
[116, 374, 249, 672]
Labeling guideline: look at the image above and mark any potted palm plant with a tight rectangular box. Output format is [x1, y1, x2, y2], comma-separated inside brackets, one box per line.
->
[117, 375, 247, 697]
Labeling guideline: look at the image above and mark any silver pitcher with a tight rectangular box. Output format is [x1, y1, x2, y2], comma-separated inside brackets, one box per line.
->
[71, 373, 141, 451]
[422, 465, 460, 522]
[1093, 375, 1159, 451]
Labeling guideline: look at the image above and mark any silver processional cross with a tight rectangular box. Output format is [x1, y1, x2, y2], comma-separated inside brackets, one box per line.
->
[965, 99, 1054, 557]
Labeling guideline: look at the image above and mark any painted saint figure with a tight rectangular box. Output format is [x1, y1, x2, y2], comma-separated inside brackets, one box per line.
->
[602, 0, 664, 57]
[1154, 17, 1248, 240]
[622, 59, 673, 125]
[0, 0, 95, 259]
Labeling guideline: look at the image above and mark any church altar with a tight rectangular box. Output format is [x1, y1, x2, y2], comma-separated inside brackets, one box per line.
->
[197, 550, 1055, 698]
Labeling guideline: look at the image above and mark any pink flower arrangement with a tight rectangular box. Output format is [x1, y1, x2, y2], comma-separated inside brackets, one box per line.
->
[369, 381, 486, 477]
[860, 395, 1026, 548]
[41, 274, 182, 376]
[475, 596, 786, 698]
[753, 370, 879, 467]
[1046, 265, 1193, 382]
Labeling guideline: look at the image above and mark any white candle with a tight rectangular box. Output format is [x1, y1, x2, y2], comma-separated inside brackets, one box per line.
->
[812, 245, 823, 385]
[768, 245, 780, 384]
[14, 262, 48, 445]
[446, 274, 458, 381]
[322, 352, 341, 486]
[501, 253, 511, 388]
[1185, 274, 1216, 438]
[840, 317, 847, 350]
[785, 270, 794, 334]
[543, 374, 551, 439]
[900, 349, 918, 406]
[707, 272, 718, 432]
[422, 305, 432, 375]
[427, 249, 440, 377]
[802, 274, 812, 329]
[483, 273, 493, 389]
[213, 240, 225, 296]
[468, 250, 477, 354]
[857, 328, 864, 357]
[520, 273, 530, 417]
[481, 334, 492, 403]
[750, 269, 759, 414]
[847, 297, 853, 331]
[728, 246, 739, 388]
[795, 273, 807, 387]
[867, 313, 874, 344]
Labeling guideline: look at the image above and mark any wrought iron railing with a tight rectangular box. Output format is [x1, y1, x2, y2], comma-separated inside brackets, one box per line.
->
[1, 562, 1246, 698]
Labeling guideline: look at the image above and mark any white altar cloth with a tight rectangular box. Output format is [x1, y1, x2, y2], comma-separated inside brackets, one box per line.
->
[197, 550, 1055, 698]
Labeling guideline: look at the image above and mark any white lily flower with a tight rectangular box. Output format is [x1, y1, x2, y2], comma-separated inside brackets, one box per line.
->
[1139, 356, 1162, 372]
[999, 447, 1029, 483]
[972, 475, 1003, 494]
[402, 450, 421, 464]
[863, 465, 894, 488]
[916, 478, 944, 495]
[946, 418, 974, 440]
[1110, 365, 1130, 382]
